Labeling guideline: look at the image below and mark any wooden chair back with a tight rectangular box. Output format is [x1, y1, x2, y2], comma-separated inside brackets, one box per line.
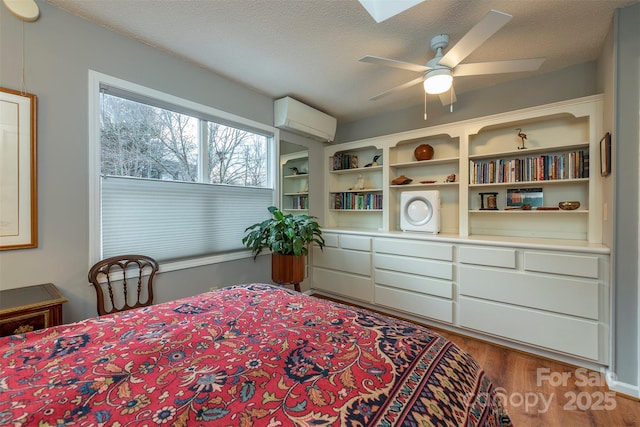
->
[88, 254, 159, 316]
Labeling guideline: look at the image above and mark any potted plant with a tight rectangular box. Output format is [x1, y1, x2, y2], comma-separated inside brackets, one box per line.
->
[242, 206, 325, 290]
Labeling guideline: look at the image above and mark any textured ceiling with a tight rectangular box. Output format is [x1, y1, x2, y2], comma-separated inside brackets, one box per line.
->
[47, 0, 637, 123]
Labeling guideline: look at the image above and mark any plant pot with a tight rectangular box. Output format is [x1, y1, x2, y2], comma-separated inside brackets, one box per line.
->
[271, 253, 305, 286]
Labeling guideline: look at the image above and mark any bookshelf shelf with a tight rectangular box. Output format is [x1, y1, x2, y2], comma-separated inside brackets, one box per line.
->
[469, 209, 589, 214]
[389, 157, 459, 168]
[390, 182, 459, 189]
[330, 188, 382, 193]
[468, 142, 589, 161]
[468, 178, 588, 188]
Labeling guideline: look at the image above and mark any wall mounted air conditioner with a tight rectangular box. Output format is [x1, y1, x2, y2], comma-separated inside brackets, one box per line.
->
[274, 96, 337, 142]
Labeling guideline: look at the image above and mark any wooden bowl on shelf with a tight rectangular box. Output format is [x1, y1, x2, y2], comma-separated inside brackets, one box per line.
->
[414, 144, 434, 161]
[558, 201, 580, 210]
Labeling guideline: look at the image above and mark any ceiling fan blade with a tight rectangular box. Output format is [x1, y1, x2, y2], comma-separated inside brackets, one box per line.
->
[439, 85, 457, 106]
[452, 58, 545, 76]
[439, 10, 512, 69]
[360, 55, 429, 73]
[369, 76, 425, 100]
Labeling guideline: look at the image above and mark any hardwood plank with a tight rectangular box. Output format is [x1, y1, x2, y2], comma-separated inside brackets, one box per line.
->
[311, 294, 640, 426]
[439, 330, 640, 426]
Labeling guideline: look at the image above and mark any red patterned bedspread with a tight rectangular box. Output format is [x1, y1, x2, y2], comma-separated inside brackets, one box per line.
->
[0, 284, 510, 426]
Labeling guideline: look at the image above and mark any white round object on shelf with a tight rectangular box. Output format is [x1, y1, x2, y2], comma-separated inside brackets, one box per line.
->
[400, 190, 440, 234]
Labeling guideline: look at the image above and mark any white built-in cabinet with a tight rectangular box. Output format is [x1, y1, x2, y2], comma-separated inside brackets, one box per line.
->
[280, 152, 309, 213]
[457, 244, 608, 362]
[313, 231, 609, 365]
[313, 95, 610, 367]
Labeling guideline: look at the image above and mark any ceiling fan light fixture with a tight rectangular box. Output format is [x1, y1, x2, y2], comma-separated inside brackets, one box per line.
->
[423, 69, 452, 94]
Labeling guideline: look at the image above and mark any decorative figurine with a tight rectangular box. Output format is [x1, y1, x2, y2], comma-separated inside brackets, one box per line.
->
[391, 175, 413, 185]
[516, 128, 527, 150]
[445, 173, 456, 182]
[364, 154, 381, 167]
[289, 167, 306, 175]
[349, 174, 365, 190]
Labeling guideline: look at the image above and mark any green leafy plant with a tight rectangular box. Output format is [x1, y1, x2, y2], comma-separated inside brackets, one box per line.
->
[242, 206, 325, 259]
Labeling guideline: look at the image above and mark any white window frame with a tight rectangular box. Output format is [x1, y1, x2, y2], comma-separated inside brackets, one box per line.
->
[88, 70, 279, 272]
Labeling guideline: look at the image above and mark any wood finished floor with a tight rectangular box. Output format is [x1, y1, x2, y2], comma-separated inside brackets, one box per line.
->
[311, 294, 640, 426]
[439, 330, 640, 427]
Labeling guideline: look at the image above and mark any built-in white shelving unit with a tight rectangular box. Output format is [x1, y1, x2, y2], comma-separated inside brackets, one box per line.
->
[323, 95, 604, 243]
[315, 95, 610, 369]
[280, 152, 309, 212]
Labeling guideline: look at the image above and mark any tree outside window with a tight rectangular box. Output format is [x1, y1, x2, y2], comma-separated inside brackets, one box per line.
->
[100, 93, 268, 187]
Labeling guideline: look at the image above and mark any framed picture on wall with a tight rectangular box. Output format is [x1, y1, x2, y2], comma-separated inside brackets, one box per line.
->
[600, 132, 611, 177]
[0, 87, 37, 250]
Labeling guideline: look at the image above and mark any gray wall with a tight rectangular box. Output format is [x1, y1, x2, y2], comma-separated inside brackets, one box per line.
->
[0, 1, 276, 322]
[613, 2, 640, 392]
[335, 62, 598, 143]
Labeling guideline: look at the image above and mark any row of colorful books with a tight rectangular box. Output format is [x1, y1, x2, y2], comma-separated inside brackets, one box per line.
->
[332, 192, 382, 210]
[470, 151, 589, 184]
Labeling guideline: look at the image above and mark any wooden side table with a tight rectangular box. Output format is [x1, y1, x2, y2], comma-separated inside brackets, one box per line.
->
[0, 283, 68, 337]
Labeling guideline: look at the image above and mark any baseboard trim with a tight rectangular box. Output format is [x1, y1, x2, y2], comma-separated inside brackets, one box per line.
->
[606, 371, 640, 400]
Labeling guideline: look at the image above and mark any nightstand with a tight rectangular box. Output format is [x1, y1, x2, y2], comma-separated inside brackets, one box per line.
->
[0, 283, 68, 337]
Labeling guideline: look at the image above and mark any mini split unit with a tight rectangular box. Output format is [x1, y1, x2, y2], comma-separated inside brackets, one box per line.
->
[274, 97, 337, 143]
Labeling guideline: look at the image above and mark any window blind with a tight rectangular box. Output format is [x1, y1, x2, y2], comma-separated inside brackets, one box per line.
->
[101, 176, 273, 261]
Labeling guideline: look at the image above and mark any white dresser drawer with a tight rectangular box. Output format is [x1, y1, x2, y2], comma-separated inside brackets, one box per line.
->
[459, 296, 600, 361]
[313, 246, 370, 276]
[374, 253, 453, 281]
[375, 285, 453, 323]
[524, 251, 599, 278]
[322, 233, 339, 248]
[459, 245, 516, 268]
[459, 265, 599, 319]
[340, 235, 371, 251]
[313, 268, 373, 302]
[374, 269, 452, 299]
[319, 233, 371, 251]
[374, 238, 453, 261]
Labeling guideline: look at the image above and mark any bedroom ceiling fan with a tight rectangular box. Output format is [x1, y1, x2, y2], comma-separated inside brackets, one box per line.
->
[360, 10, 545, 106]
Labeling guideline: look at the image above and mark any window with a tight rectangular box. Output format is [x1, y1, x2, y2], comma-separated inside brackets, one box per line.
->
[89, 71, 277, 268]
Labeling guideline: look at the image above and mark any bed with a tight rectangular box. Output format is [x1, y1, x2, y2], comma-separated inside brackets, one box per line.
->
[0, 283, 511, 426]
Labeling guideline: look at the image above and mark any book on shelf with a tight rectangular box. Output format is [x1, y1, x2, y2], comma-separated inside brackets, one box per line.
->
[331, 192, 382, 210]
[330, 153, 359, 171]
[469, 150, 589, 184]
[291, 195, 308, 210]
